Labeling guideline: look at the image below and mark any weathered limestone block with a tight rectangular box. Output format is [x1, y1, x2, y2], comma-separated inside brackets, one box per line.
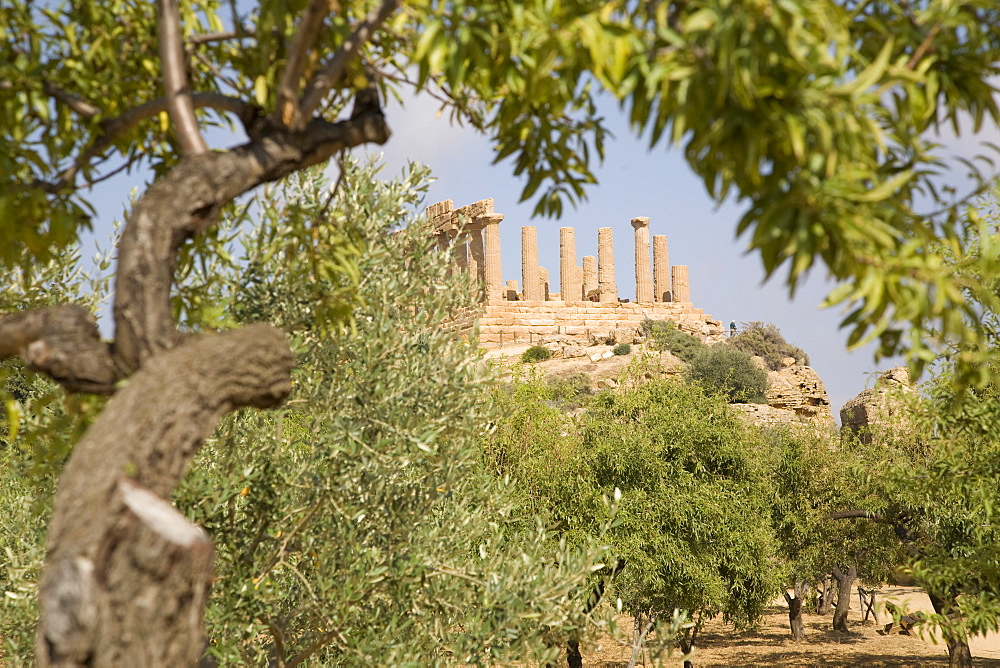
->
[632, 217, 653, 303]
[506, 279, 520, 301]
[428, 198, 494, 234]
[573, 265, 584, 300]
[598, 227, 617, 303]
[765, 364, 835, 423]
[582, 255, 598, 301]
[539, 266, 550, 301]
[840, 367, 915, 440]
[450, 229, 468, 271]
[543, 342, 563, 358]
[426, 199, 454, 218]
[560, 227, 580, 305]
[467, 225, 485, 298]
[730, 403, 822, 428]
[653, 234, 670, 302]
[522, 227, 542, 301]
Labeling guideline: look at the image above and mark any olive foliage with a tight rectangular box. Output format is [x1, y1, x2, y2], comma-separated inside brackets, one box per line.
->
[489, 367, 782, 656]
[2, 161, 610, 666]
[3, 0, 1000, 384]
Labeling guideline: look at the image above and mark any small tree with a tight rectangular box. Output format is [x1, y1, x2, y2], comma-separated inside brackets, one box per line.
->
[641, 319, 705, 362]
[688, 345, 769, 404]
[522, 344, 553, 363]
[731, 322, 810, 370]
[512, 371, 782, 662]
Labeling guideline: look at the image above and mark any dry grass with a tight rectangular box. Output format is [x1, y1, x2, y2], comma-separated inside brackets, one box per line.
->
[567, 587, 1000, 667]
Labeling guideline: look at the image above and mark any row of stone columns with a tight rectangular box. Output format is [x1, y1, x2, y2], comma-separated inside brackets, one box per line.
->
[428, 200, 689, 303]
[507, 223, 689, 303]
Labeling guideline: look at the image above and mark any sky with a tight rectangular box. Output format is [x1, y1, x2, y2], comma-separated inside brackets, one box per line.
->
[78, 86, 999, 418]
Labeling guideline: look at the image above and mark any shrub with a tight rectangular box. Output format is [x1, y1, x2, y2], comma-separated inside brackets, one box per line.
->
[521, 344, 552, 363]
[641, 319, 705, 362]
[612, 343, 632, 356]
[732, 321, 810, 370]
[688, 345, 769, 404]
[546, 373, 593, 405]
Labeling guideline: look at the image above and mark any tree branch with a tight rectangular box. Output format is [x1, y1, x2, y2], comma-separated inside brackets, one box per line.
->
[112, 108, 390, 371]
[0, 305, 120, 394]
[186, 29, 256, 45]
[298, 0, 400, 120]
[37, 325, 293, 666]
[41, 81, 100, 119]
[33, 92, 254, 194]
[276, 0, 333, 131]
[157, 0, 209, 156]
[829, 509, 883, 521]
[906, 24, 940, 71]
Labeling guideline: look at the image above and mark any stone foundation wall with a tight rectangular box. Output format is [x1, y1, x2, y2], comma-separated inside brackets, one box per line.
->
[475, 299, 723, 346]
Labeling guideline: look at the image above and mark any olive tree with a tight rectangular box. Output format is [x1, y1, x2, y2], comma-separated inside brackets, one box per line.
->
[3, 0, 1000, 664]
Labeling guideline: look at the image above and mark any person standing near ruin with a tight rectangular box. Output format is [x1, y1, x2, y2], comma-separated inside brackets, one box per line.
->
[730, 320, 737, 337]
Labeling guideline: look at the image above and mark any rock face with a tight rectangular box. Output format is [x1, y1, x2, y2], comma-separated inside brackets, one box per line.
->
[726, 356, 834, 428]
[764, 360, 835, 424]
[840, 367, 914, 439]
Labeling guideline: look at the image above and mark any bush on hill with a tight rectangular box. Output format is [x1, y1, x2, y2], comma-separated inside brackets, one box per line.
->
[641, 319, 705, 362]
[732, 322, 810, 370]
[688, 345, 769, 404]
[521, 344, 553, 363]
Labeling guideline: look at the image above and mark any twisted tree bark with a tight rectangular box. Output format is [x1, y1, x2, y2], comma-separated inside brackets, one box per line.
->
[831, 565, 858, 633]
[0, 98, 390, 667]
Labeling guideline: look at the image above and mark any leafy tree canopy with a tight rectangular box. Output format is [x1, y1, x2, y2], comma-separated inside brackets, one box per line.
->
[3, 0, 1000, 384]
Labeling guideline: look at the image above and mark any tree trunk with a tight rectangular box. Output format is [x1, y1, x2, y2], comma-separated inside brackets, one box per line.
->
[566, 637, 583, 668]
[831, 565, 858, 633]
[815, 575, 835, 615]
[784, 581, 809, 641]
[679, 617, 699, 668]
[6, 92, 390, 667]
[929, 590, 973, 668]
[627, 613, 655, 668]
[36, 328, 295, 667]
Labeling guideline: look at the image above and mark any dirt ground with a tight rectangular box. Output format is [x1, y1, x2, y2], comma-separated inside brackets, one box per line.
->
[574, 587, 1000, 667]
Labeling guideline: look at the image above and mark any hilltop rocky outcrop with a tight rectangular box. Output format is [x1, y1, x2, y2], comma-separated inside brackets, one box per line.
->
[840, 367, 915, 439]
[729, 355, 834, 427]
[487, 340, 836, 427]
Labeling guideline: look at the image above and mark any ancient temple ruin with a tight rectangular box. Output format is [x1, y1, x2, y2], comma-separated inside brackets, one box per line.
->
[428, 198, 723, 345]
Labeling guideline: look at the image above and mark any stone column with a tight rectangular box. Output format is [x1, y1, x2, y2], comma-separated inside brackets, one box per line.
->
[467, 224, 486, 300]
[482, 214, 504, 300]
[521, 226, 542, 301]
[559, 227, 580, 303]
[631, 217, 652, 303]
[450, 229, 467, 272]
[672, 265, 690, 302]
[597, 227, 617, 303]
[653, 235, 670, 302]
[582, 256, 597, 300]
[436, 231, 450, 253]
[539, 267, 550, 301]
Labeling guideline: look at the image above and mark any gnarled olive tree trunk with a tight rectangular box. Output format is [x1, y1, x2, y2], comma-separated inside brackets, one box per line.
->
[784, 581, 810, 641]
[0, 106, 389, 667]
[929, 590, 973, 668]
[831, 565, 858, 633]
